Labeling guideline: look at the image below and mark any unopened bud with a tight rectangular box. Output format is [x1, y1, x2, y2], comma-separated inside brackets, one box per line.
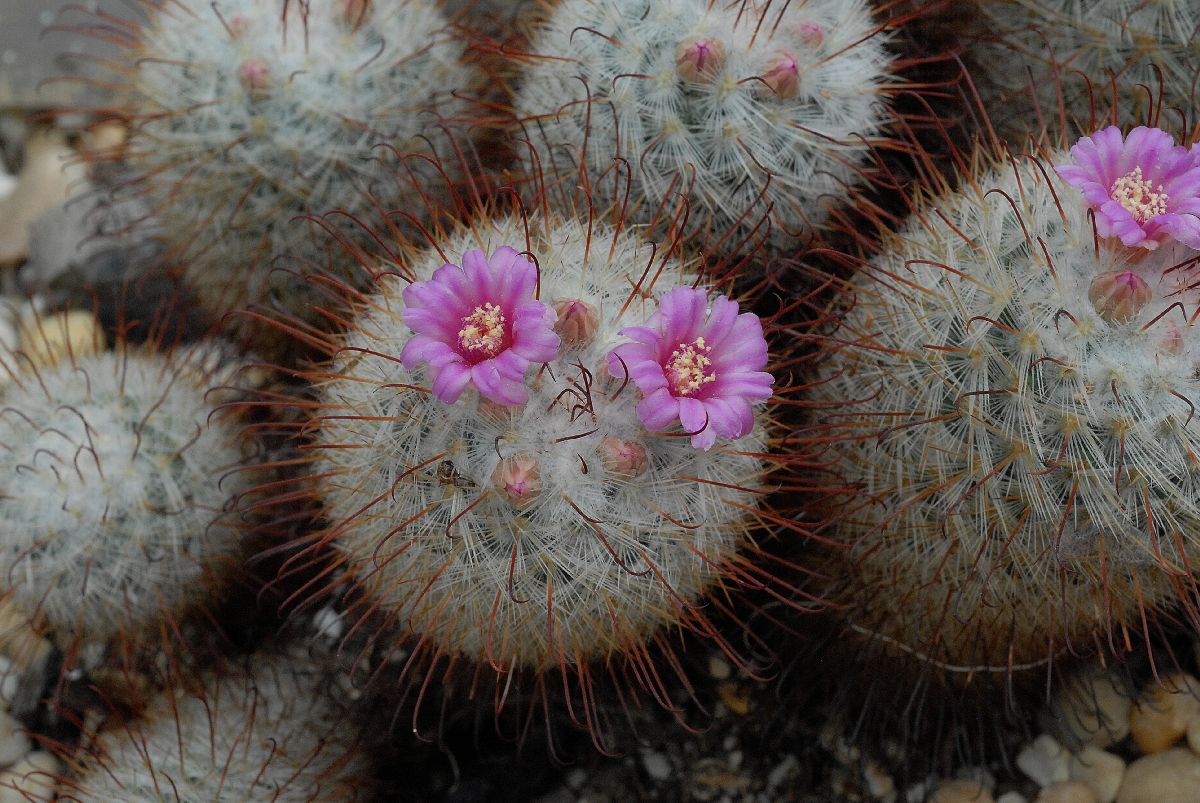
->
[675, 37, 726, 82]
[227, 16, 250, 39]
[238, 59, 271, 99]
[761, 51, 800, 99]
[492, 454, 542, 509]
[599, 437, 648, 477]
[553, 299, 599, 346]
[795, 22, 825, 47]
[338, 0, 371, 28]
[1160, 321, 1185, 355]
[1088, 270, 1152, 324]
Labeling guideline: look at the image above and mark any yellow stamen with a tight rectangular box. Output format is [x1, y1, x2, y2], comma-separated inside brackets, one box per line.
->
[458, 302, 506, 357]
[666, 336, 717, 396]
[1110, 166, 1169, 224]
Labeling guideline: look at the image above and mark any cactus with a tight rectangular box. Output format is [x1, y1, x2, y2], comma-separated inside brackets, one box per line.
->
[972, 0, 1200, 139]
[262, 208, 782, 743]
[64, 649, 372, 801]
[511, 0, 893, 251]
[0, 329, 256, 657]
[85, 0, 472, 346]
[807, 125, 1200, 676]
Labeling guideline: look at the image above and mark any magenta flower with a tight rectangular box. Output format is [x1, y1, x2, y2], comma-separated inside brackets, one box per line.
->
[1055, 126, 1200, 250]
[607, 287, 773, 450]
[401, 246, 560, 406]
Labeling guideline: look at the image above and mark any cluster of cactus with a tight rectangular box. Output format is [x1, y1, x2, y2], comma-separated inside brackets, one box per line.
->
[96, 0, 471, 344]
[0, 321, 256, 660]
[972, 0, 1200, 137]
[808, 125, 1200, 676]
[27, 0, 1200, 790]
[512, 0, 893, 250]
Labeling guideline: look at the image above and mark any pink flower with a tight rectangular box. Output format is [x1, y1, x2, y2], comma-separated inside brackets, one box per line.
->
[607, 287, 773, 450]
[1055, 126, 1200, 250]
[401, 247, 560, 406]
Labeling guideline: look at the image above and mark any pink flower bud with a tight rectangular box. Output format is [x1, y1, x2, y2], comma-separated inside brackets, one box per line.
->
[675, 37, 726, 82]
[1088, 270, 1153, 323]
[238, 59, 271, 99]
[553, 299, 599, 346]
[491, 455, 542, 509]
[795, 23, 825, 47]
[1160, 321, 1185, 355]
[599, 437, 648, 477]
[761, 51, 800, 99]
[228, 16, 250, 39]
[338, 0, 371, 28]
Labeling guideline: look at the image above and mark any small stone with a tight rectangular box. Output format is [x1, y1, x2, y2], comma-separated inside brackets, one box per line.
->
[0, 129, 87, 266]
[1116, 748, 1200, 803]
[1129, 673, 1200, 754]
[1068, 746, 1124, 803]
[717, 682, 750, 715]
[1036, 782, 1097, 803]
[1047, 669, 1132, 749]
[641, 749, 671, 781]
[0, 751, 60, 802]
[0, 712, 30, 768]
[955, 766, 996, 791]
[15, 308, 103, 371]
[929, 780, 995, 803]
[1186, 713, 1200, 754]
[863, 760, 897, 803]
[0, 657, 17, 710]
[1017, 735, 1071, 788]
[708, 654, 731, 680]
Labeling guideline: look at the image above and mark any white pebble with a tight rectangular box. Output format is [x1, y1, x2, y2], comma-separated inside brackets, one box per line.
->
[928, 780, 995, 803]
[0, 751, 60, 802]
[1049, 670, 1131, 748]
[1017, 734, 1071, 788]
[1117, 748, 1200, 803]
[1129, 673, 1200, 754]
[0, 712, 30, 769]
[863, 760, 897, 803]
[998, 794, 1030, 803]
[1068, 745, 1124, 803]
[640, 749, 671, 781]
[1036, 782, 1097, 803]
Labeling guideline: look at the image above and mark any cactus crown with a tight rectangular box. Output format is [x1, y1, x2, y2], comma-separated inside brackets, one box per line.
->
[514, 0, 892, 249]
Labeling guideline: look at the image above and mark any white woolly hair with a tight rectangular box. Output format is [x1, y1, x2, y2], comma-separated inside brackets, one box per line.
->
[811, 143, 1200, 671]
[125, 0, 470, 324]
[975, 0, 1200, 137]
[310, 214, 771, 671]
[514, 0, 892, 250]
[0, 340, 251, 650]
[64, 651, 370, 802]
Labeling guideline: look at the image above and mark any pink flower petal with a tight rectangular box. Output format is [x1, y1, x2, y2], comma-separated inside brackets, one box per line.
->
[472, 359, 529, 406]
[431, 360, 473, 404]
[637, 388, 682, 430]
[678, 397, 715, 449]
[400, 246, 560, 406]
[607, 287, 773, 449]
[1057, 125, 1200, 251]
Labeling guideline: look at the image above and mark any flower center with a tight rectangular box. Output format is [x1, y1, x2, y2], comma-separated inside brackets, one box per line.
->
[458, 302, 506, 357]
[666, 337, 717, 396]
[1110, 166, 1169, 224]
